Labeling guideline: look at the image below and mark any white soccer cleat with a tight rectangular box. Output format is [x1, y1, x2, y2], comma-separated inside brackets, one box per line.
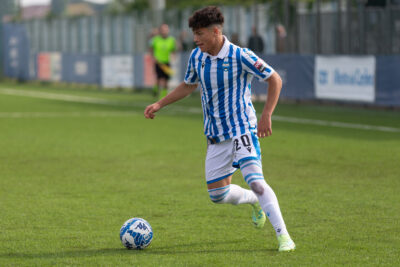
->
[277, 234, 296, 252]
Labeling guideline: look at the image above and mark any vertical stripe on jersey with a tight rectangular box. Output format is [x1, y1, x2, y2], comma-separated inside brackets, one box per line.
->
[184, 57, 192, 81]
[217, 58, 230, 140]
[184, 48, 198, 83]
[204, 56, 220, 142]
[242, 74, 251, 129]
[190, 49, 199, 83]
[197, 52, 204, 88]
[197, 53, 210, 137]
[235, 48, 245, 135]
[184, 52, 192, 81]
[200, 93, 206, 128]
[227, 45, 236, 137]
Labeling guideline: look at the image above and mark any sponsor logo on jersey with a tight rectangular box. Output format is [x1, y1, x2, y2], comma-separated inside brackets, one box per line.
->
[254, 59, 266, 73]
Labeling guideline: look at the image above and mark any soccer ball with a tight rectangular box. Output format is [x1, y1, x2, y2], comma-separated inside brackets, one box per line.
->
[120, 218, 153, 249]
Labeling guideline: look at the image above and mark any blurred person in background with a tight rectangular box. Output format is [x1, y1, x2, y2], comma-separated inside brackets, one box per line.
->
[247, 26, 264, 54]
[275, 24, 286, 53]
[230, 32, 242, 47]
[149, 23, 176, 99]
[178, 30, 193, 51]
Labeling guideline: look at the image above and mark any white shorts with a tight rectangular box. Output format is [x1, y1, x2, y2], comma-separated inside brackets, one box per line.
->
[205, 131, 262, 185]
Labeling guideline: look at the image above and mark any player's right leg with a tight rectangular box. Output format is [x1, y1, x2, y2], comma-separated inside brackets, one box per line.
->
[240, 158, 295, 251]
[206, 139, 258, 206]
[234, 132, 295, 251]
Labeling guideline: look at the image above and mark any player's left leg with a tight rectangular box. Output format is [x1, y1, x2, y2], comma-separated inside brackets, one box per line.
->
[159, 63, 171, 100]
[159, 78, 168, 99]
[156, 78, 166, 99]
[153, 63, 161, 97]
[207, 176, 258, 205]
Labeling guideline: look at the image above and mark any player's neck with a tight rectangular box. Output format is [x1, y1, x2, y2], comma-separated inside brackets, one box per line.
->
[208, 35, 224, 56]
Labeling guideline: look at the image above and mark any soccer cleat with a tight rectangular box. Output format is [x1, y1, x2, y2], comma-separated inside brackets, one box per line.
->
[277, 234, 296, 252]
[251, 203, 266, 229]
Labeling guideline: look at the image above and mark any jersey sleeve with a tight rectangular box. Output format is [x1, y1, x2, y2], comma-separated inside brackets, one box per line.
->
[184, 48, 199, 85]
[240, 48, 275, 81]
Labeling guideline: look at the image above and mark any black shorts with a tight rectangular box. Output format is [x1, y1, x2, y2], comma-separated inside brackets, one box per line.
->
[155, 62, 170, 80]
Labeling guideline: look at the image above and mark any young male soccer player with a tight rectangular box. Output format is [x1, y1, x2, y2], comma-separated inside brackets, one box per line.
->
[144, 6, 295, 252]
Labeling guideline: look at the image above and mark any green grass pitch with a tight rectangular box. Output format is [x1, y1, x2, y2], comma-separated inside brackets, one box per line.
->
[0, 82, 399, 266]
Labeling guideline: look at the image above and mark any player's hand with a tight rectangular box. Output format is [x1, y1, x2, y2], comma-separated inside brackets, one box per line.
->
[257, 114, 272, 138]
[144, 102, 161, 119]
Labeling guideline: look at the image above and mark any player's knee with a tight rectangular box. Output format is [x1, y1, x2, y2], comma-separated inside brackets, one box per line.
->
[250, 181, 265, 196]
[240, 159, 264, 188]
[208, 185, 230, 204]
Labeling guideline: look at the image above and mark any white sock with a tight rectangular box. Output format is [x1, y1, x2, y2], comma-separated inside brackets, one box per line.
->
[208, 184, 258, 205]
[250, 180, 288, 236]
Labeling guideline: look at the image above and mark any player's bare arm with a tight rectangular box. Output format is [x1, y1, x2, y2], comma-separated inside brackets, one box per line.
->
[144, 82, 198, 119]
[258, 72, 282, 138]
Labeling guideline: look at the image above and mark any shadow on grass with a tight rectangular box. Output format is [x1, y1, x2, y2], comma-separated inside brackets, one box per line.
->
[0, 239, 277, 259]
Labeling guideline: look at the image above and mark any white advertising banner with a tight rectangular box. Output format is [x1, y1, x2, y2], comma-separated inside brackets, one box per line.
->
[315, 56, 376, 102]
[169, 53, 181, 89]
[101, 56, 133, 88]
[50, 53, 62, 82]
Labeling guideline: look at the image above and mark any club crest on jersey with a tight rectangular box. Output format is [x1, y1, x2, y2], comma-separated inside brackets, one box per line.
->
[201, 62, 205, 68]
[254, 59, 267, 72]
[222, 59, 230, 72]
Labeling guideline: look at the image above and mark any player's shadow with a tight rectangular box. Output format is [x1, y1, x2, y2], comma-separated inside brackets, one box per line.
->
[0, 239, 277, 260]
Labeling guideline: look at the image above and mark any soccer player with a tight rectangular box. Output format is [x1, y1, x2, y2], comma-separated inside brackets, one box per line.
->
[149, 24, 176, 99]
[144, 6, 295, 252]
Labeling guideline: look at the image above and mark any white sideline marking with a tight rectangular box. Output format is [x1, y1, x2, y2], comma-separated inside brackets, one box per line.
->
[0, 111, 139, 118]
[0, 88, 134, 106]
[273, 116, 400, 133]
[1, 88, 399, 133]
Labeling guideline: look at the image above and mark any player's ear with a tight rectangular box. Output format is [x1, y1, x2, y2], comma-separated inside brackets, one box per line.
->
[213, 25, 220, 35]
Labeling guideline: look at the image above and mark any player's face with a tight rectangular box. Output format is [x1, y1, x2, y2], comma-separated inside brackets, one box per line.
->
[193, 27, 219, 54]
[160, 24, 169, 38]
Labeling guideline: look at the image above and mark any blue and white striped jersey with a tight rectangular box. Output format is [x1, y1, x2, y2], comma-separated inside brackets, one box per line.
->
[184, 36, 275, 143]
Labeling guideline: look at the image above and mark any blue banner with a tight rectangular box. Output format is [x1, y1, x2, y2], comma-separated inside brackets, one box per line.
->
[2, 23, 30, 81]
[62, 53, 100, 84]
[376, 55, 400, 107]
[0, 23, 3, 77]
[252, 54, 315, 100]
[180, 51, 191, 82]
[134, 54, 144, 88]
[177, 52, 315, 100]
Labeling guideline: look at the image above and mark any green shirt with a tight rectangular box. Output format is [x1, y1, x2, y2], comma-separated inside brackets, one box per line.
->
[150, 35, 176, 64]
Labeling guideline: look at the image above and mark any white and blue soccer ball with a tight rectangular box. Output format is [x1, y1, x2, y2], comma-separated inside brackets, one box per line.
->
[120, 218, 153, 249]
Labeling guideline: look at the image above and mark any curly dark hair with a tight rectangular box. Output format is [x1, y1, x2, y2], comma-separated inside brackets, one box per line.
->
[188, 6, 224, 30]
